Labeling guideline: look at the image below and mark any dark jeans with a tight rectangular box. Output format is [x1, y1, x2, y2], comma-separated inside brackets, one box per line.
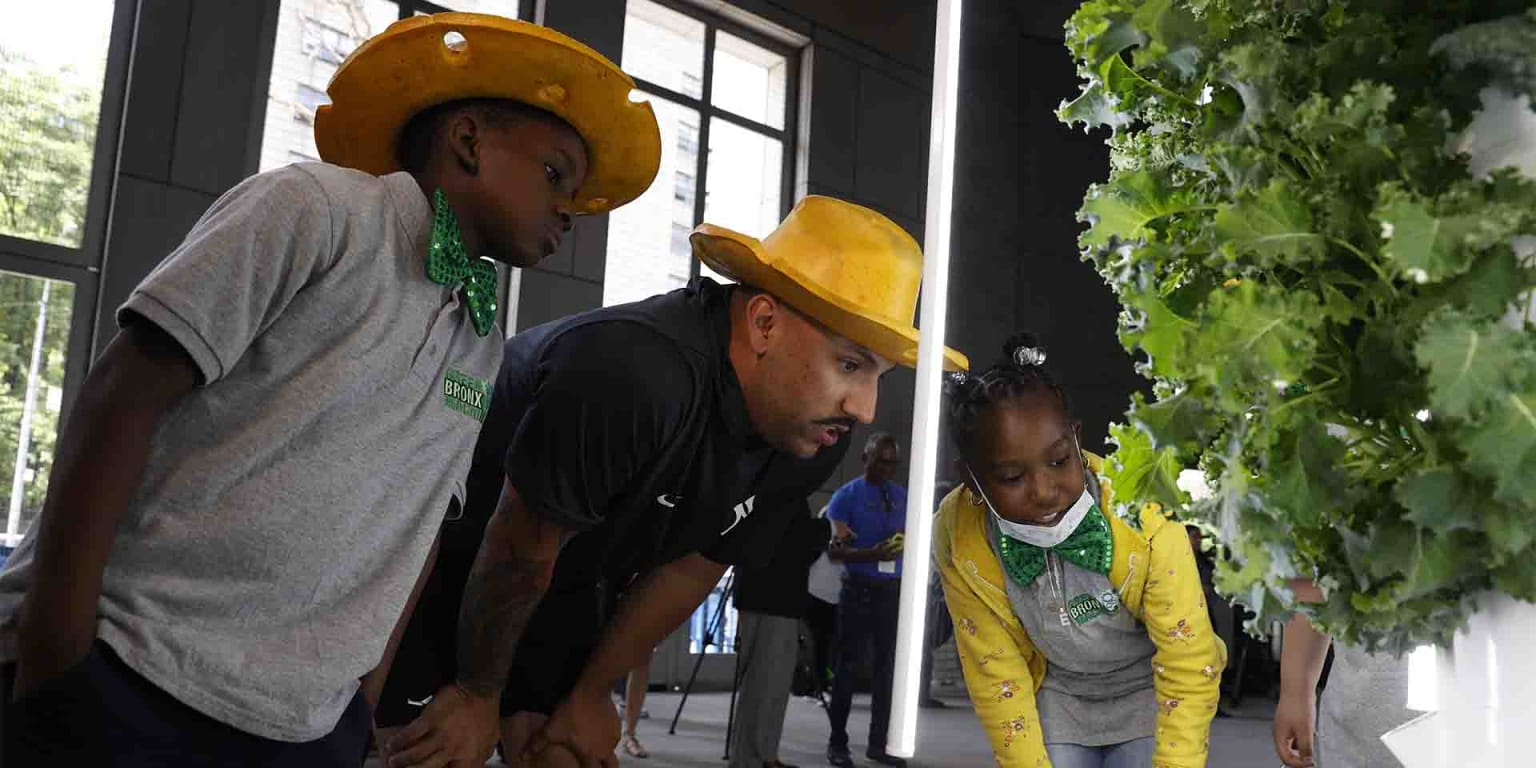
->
[827, 575, 900, 752]
[804, 596, 838, 695]
[1, 641, 372, 767]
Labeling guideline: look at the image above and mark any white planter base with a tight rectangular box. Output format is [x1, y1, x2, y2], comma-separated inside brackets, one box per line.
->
[1386, 593, 1536, 768]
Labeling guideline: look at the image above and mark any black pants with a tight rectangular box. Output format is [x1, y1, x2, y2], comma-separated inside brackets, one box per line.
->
[804, 596, 837, 695]
[377, 571, 615, 725]
[827, 576, 900, 752]
[1, 641, 372, 767]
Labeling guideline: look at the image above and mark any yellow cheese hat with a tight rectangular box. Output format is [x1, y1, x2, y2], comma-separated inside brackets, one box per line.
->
[692, 196, 968, 371]
[315, 13, 661, 214]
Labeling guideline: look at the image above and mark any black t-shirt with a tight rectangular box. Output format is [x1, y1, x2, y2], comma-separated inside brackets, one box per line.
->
[446, 278, 847, 590]
[732, 500, 832, 619]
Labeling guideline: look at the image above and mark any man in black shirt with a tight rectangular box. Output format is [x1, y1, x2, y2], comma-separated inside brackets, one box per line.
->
[380, 196, 966, 768]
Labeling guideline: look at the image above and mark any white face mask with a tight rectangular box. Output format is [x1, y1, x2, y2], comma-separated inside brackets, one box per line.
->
[966, 435, 1095, 548]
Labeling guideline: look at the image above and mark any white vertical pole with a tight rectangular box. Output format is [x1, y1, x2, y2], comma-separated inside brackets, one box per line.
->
[887, 0, 963, 757]
[8, 281, 52, 536]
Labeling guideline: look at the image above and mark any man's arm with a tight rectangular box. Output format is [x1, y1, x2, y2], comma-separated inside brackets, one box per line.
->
[455, 483, 571, 696]
[384, 480, 572, 767]
[527, 553, 726, 764]
[1274, 578, 1330, 768]
[824, 488, 898, 564]
[828, 538, 900, 564]
[13, 323, 199, 697]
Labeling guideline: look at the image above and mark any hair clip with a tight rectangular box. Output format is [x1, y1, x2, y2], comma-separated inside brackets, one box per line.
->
[1014, 346, 1047, 367]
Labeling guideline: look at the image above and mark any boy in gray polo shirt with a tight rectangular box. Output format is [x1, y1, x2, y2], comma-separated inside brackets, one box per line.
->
[0, 14, 659, 767]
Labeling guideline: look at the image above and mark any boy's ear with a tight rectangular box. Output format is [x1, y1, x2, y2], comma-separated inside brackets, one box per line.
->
[445, 110, 482, 176]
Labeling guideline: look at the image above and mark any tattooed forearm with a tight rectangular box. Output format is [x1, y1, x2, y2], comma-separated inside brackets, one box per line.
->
[454, 487, 569, 698]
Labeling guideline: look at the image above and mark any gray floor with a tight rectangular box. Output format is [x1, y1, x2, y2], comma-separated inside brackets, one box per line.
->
[614, 691, 1279, 768]
[369, 691, 1279, 767]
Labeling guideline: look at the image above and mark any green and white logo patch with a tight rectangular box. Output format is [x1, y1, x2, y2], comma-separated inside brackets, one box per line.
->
[442, 369, 492, 422]
[1067, 591, 1118, 626]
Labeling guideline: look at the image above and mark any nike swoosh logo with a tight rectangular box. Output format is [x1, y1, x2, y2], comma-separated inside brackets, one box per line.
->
[721, 496, 755, 535]
[657, 495, 681, 508]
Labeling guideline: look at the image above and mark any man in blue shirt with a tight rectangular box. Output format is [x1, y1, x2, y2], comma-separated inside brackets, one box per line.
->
[824, 433, 908, 767]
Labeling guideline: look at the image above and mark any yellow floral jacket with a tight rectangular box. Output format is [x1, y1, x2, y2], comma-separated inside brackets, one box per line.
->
[933, 456, 1226, 768]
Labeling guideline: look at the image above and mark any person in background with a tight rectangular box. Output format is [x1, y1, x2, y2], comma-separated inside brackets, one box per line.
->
[1186, 525, 1236, 715]
[919, 477, 961, 710]
[730, 498, 842, 768]
[935, 333, 1224, 768]
[803, 506, 845, 700]
[618, 654, 653, 759]
[1272, 578, 1413, 768]
[824, 433, 909, 768]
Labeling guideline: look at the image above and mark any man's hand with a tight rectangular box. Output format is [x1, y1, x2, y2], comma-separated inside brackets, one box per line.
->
[1272, 690, 1317, 767]
[832, 520, 854, 543]
[383, 684, 499, 768]
[528, 553, 721, 767]
[525, 685, 620, 768]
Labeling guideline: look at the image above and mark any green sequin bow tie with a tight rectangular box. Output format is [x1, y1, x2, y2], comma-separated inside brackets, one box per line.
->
[996, 504, 1113, 587]
[427, 188, 497, 337]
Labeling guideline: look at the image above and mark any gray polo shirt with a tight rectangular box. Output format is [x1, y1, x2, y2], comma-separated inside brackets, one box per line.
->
[0, 163, 502, 741]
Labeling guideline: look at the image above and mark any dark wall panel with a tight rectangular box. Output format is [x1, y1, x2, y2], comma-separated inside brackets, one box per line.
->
[515, 268, 604, 330]
[805, 46, 861, 197]
[853, 69, 929, 223]
[117, 0, 192, 182]
[1010, 36, 1140, 453]
[95, 177, 216, 349]
[764, 0, 935, 73]
[168, 1, 274, 196]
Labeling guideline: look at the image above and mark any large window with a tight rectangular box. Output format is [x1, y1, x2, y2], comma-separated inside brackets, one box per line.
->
[259, 0, 523, 172]
[0, 0, 120, 550]
[601, 0, 799, 308]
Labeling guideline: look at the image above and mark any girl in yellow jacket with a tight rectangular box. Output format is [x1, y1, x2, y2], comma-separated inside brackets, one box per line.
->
[934, 333, 1224, 768]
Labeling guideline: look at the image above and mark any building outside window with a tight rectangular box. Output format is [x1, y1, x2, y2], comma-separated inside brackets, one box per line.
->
[258, 0, 522, 173]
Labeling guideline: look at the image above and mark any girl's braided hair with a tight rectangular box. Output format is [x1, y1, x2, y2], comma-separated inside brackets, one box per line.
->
[942, 332, 1071, 459]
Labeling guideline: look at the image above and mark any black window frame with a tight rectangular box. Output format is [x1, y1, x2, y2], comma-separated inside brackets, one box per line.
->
[622, 0, 801, 281]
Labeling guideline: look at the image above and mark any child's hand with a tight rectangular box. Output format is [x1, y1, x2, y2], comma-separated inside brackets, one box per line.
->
[1272, 690, 1317, 767]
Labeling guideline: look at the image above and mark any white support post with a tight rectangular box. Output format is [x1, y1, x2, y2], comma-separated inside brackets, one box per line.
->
[887, 0, 964, 757]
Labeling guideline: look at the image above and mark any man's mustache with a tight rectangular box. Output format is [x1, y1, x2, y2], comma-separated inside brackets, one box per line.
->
[814, 418, 856, 431]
